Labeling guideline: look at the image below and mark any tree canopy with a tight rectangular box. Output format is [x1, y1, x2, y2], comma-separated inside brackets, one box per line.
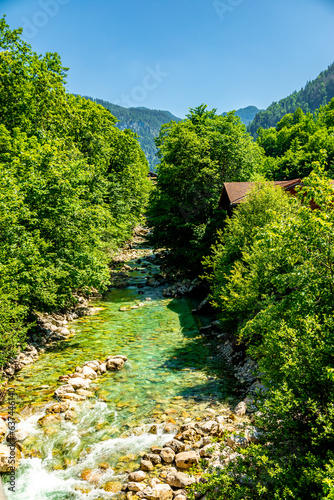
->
[0, 16, 150, 368]
[148, 104, 264, 273]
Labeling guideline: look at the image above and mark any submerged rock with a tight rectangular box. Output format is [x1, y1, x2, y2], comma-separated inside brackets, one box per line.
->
[46, 402, 70, 414]
[106, 358, 125, 371]
[68, 377, 90, 390]
[54, 385, 75, 397]
[37, 414, 61, 427]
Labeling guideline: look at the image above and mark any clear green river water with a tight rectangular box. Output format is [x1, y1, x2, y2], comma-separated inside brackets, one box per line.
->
[4, 250, 235, 500]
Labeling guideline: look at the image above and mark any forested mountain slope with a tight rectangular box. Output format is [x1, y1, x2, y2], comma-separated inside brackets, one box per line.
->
[82, 97, 181, 171]
[223, 105, 262, 125]
[248, 62, 334, 136]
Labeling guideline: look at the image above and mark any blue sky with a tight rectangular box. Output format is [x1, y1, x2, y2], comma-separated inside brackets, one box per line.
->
[2, 0, 334, 118]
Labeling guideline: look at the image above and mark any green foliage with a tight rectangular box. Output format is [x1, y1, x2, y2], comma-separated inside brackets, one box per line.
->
[0, 17, 149, 368]
[148, 105, 264, 273]
[257, 102, 334, 180]
[248, 62, 334, 136]
[203, 171, 334, 498]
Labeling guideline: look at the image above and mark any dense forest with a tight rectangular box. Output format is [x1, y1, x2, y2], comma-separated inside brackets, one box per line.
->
[81, 97, 181, 171]
[248, 62, 334, 136]
[0, 18, 150, 368]
[148, 98, 334, 499]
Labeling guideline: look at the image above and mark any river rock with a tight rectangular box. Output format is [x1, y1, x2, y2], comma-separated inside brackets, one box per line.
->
[182, 428, 200, 442]
[128, 470, 146, 482]
[165, 468, 196, 488]
[98, 362, 107, 374]
[81, 366, 98, 380]
[163, 439, 185, 453]
[175, 451, 199, 469]
[54, 385, 75, 397]
[199, 420, 218, 434]
[64, 410, 74, 421]
[83, 360, 101, 371]
[234, 401, 247, 416]
[174, 495, 187, 500]
[60, 393, 86, 401]
[160, 447, 175, 463]
[113, 355, 128, 361]
[58, 327, 70, 336]
[68, 377, 90, 390]
[7, 429, 29, 443]
[226, 434, 249, 449]
[76, 389, 95, 397]
[138, 483, 173, 500]
[0, 444, 21, 472]
[106, 358, 124, 371]
[140, 459, 154, 471]
[143, 453, 161, 465]
[46, 402, 70, 414]
[245, 427, 262, 444]
[199, 443, 220, 458]
[37, 414, 61, 427]
[128, 482, 146, 492]
[0, 419, 7, 440]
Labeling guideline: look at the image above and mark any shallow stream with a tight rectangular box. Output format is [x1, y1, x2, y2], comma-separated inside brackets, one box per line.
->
[4, 248, 235, 499]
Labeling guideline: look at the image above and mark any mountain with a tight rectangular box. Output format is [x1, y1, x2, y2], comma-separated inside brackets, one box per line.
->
[248, 62, 334, 136]
[222, 105, 262, 126]
[81, 97, 181, 171]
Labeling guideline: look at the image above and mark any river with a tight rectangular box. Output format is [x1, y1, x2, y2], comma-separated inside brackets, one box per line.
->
[4, 244, 235, 499]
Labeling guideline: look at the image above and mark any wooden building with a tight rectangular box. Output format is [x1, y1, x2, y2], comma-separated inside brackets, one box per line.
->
[218, 179, 303, 215]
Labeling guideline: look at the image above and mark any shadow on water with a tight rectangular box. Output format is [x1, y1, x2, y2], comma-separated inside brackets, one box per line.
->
[160, 297, 238, 404]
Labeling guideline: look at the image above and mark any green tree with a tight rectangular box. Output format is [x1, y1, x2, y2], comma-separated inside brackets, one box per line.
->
[148, 105, 264, 273]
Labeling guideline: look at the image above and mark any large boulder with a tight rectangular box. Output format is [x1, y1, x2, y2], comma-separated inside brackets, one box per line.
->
[106, 358, 124, 371]
[0, 444, 21, 472]
[175, 451, 199, 469]
[165, 468, 196, 488]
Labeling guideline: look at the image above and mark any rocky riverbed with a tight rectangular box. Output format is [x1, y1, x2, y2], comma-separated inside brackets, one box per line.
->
[0, 226, 261, 499]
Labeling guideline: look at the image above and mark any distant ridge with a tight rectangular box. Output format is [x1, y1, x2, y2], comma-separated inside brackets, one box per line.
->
[222, 105, 263, 126]
[248, 62, 334, 136]
[81, 97, 181, 170]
